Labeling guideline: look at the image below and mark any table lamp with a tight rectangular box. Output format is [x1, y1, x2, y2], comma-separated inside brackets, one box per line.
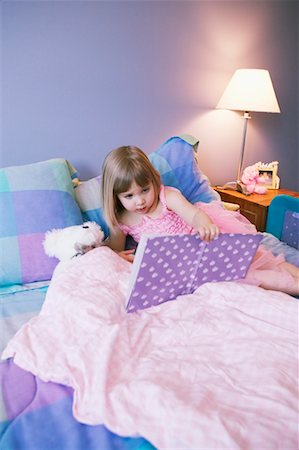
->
[216, 68, 281, 192]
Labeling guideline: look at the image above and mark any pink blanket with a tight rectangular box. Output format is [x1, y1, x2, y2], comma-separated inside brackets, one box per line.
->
[2, 247, 298, 449]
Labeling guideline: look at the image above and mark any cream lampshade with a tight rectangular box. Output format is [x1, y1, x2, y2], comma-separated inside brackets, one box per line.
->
[216, 68, 281, 191]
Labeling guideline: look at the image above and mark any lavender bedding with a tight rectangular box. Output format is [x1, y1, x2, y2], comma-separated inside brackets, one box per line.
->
[0, 282, 154, 450]
[1, 247, 298, 449]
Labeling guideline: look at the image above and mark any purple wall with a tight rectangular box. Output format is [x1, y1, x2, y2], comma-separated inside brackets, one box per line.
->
[1, 1, 298, 190]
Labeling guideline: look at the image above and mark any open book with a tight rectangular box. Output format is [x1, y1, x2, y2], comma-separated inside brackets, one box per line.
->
[126, 232, 263, 313]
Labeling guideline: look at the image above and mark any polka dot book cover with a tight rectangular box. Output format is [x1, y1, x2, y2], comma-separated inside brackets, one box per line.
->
[126, 233, 263, 313]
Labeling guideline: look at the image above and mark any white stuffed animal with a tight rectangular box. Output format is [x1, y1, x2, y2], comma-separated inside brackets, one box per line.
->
[43, 221, 105, 261]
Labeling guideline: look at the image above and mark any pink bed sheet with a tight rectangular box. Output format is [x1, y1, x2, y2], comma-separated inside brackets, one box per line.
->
[2, 247, 298, 449]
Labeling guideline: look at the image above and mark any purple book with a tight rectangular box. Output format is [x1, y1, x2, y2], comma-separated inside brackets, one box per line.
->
[126, 232, 263, 313]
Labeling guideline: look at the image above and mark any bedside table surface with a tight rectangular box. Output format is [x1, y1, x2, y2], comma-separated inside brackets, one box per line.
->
[214, 188, 299, 206]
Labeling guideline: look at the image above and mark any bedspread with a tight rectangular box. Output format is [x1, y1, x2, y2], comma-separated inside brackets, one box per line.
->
[2, 247, 298, 449]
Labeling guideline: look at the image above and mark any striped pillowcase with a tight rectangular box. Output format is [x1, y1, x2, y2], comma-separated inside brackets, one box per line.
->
[74, 176, 109, 239]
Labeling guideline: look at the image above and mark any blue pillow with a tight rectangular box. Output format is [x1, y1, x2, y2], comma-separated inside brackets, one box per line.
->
[149, 135, 220, 204]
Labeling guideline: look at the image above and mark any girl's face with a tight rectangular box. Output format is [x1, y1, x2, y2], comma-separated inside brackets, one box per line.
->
[117, 181, 156, 215]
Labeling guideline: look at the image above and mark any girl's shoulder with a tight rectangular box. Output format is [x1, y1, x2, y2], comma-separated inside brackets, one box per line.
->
[117, 211, 136, 237]
[163, 185, 181, 196]
[163, 185, 183, 207]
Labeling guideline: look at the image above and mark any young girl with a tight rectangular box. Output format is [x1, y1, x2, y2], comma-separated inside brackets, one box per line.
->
[102, 145, 299, 295]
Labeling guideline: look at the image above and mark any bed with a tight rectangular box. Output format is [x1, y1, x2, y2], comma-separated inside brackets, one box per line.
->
[1, 136, 298, 450]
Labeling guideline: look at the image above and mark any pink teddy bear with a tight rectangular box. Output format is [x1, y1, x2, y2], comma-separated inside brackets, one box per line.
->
[240, 162, 267, 194]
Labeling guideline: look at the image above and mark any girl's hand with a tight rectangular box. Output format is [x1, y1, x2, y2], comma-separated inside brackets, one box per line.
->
[197, 223, 220, 242]
[117, 249, 135, 263]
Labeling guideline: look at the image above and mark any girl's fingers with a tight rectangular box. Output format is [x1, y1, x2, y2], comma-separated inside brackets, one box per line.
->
[199, 225, 220, 241]
[117, 249, 135, 263]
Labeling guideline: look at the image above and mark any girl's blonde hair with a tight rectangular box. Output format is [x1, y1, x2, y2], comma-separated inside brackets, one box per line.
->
[102, 146, 161, 229]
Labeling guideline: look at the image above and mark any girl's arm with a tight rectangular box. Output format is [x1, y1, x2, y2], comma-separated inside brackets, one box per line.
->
[106, 226, 126, 251]
[165, 187, 219, 241]
[106, 227, 135, 263]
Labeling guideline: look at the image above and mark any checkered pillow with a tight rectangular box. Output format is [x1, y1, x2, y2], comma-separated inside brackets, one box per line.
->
[0, 159, 83, 285]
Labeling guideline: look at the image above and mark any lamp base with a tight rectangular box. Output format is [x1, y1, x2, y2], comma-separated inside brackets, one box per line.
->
[218, 181, 251, 195]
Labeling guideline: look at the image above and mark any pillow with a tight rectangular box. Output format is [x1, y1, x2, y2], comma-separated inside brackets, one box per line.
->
[266, 195, 299, 246]
[0, 159, 83, 285]
[74, 135, 220, 235]
[149, 135, 220, 204]
[74, 176, 110, 238]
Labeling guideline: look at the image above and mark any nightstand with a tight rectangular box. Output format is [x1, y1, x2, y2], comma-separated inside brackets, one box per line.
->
[214, 187, 299, 232]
